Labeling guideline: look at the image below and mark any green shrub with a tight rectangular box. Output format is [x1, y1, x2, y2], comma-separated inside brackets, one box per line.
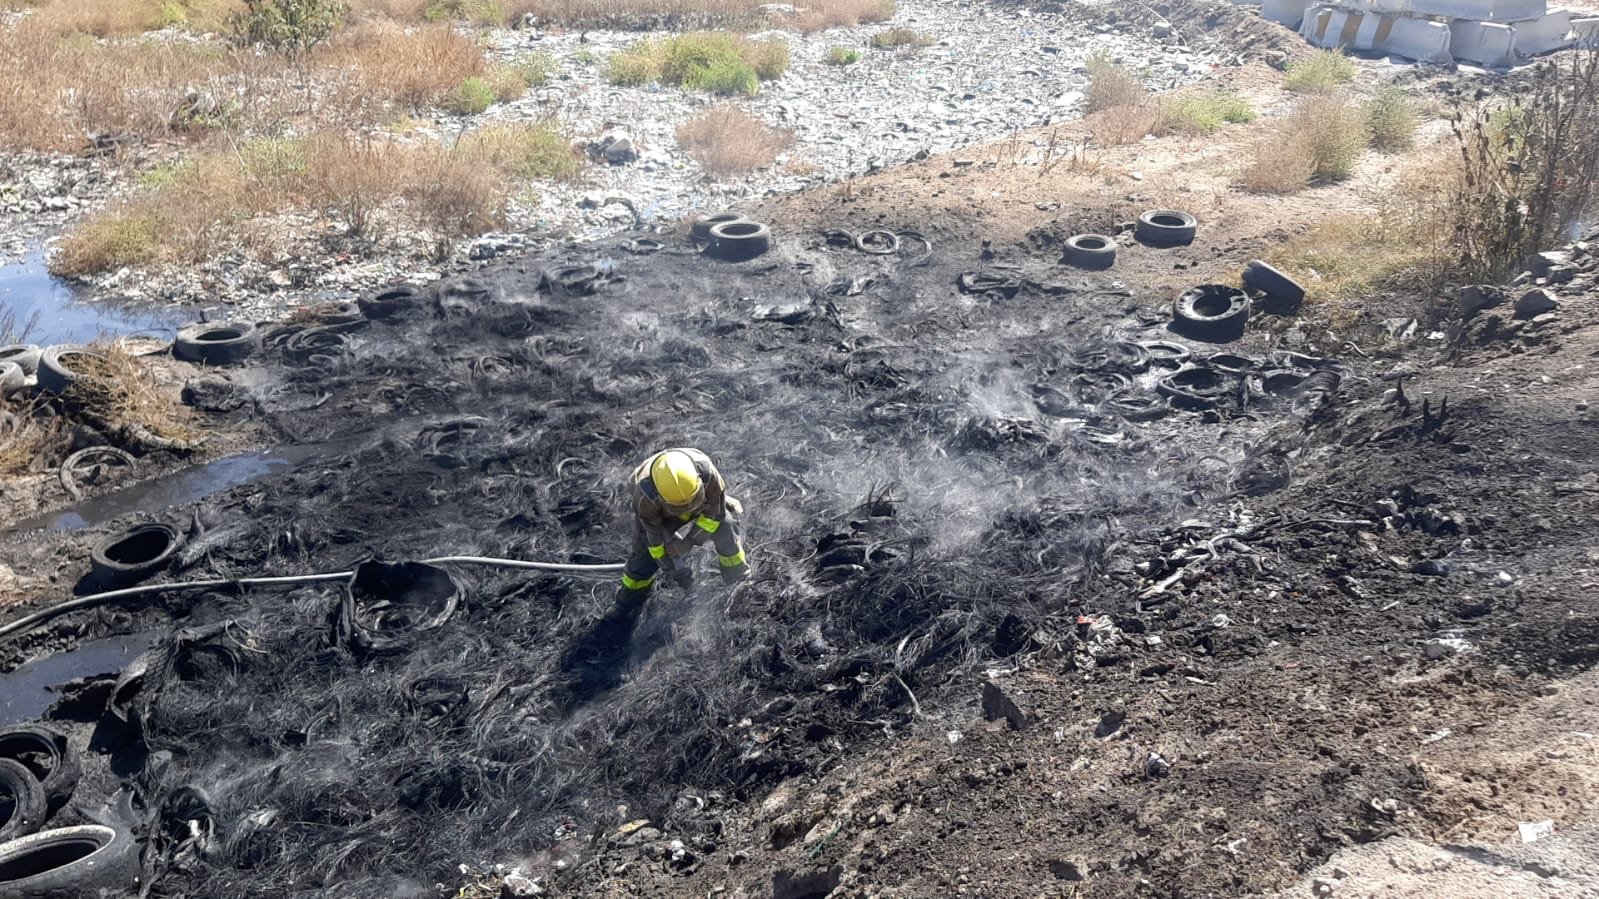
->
[1296, 94, 1369, 181]
[683, 56, 758, 95]
[869, 28, 935, 50]
[227, 0, 348, 58]
[424, 0, 506, 23]
[1284, 49, 1356, 92]
[1158, 90, 1255, 134]
[445, 77, 496, 115]
[1366, 84, 1419, 151]
[661, 32, 744, 84]
[470, 122, 586, 182]
[607, 41, 662, 85]
[826, 45, 860, 66]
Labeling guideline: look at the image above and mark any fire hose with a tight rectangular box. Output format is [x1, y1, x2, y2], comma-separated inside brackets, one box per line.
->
[0, 555, 626, 642]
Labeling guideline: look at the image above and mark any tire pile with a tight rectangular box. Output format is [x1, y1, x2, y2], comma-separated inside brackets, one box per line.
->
[0, 212, 1346, 897]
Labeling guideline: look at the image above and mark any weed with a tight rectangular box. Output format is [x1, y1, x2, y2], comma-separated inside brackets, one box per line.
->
[1446, 48, 1599, 281]
[661, 31, 749, 84]
[826, 45, 860, 66]
[1156, 89, 1255, 135]
[607, 41, 664, 85]
[424, 0, 508, 23]
[869, 28, 935, 50]
[1284, 48, 1356, 92]
[51, 212, 163, 276]
[775, 0, 895, 32]
[1366, 84, 1419, 152]
[572, 48, 598, 66]
[1087, 104, 1157, 147]
[1239, 94, 1368, 192]
[333, 20, 487, 112]
[682, 55, 758, 94]
[229, 0, 351, 58]
[513, 0, 765, 29]
[445, 77, 497, 114]
[675, 104, 794, 176]
[1084, 52, 1146, 113]
[746, 38, 789, 81]
[304, 133, 401, 237]
[404, 147, 510, 261]
[468, 122, 586, 181]
[0, 398, 64, 477]
[517, 53, 555, 87]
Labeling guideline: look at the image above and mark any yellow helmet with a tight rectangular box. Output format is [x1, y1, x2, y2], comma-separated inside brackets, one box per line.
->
[651, 450, 704, 508]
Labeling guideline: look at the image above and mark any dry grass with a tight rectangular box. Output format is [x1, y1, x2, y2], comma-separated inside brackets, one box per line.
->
[68, 344, 200, 443]
[52, 122, 580, 275]
[1086, 104, 1157, 147]
[868, 27, 934, 49]
[773, 0, 894, 33]
[1238, 94, 1370, 193]
[327, 20, 486, 111]
[510, 0, 763, 28]
[675, 104, 793, 176]
[1084, 53, 1146, 113]
[0, 397, 65, 477]
[1262, 154, 1456, 325]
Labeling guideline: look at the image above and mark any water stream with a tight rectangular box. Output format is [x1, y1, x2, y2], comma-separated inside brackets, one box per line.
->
[0, 631, 159, 727]
[0, 248, 184, 344]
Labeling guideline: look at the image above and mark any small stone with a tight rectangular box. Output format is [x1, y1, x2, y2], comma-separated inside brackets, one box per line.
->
[1513, 288, 1558, 319]
[1458, 284, 1507, 316]
[1313, 876, 1336, 897]
[501, 874, 542, 897]
[1423, 641, 1456, 661]
[952, 158, 976, 168]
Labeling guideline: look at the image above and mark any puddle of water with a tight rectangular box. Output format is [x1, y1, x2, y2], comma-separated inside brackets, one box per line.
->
[0, 248, 185, 345]
[9, 449, 312, 532]
[0, 632, 159, 727]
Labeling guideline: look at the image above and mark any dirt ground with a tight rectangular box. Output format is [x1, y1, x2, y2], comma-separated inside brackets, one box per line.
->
[1, 5, 1598, 899]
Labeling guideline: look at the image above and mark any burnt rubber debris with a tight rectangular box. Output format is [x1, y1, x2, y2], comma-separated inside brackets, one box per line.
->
[2, 209, 1596, 897]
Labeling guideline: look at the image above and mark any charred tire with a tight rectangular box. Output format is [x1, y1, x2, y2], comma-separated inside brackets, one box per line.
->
[338, 560, 462, 656]
[708, 221, 772, 262]
[1241, 260, 1306, 315]
[1205, 352, 1257, 373]
[1104, 390, 1169, 422]
[1138, 340, 1191, 369]
[0, 824, 141, 897]
[90, 523, 181, 588]
[0, 345, 41, 375]
[357, 285, 421, 320]
[691, 212, 745, 241]
[173, 322, 259, 366]
[1061, 234, 1117, 270]
[0, 727, 79, 815]
[0, 363, 23, 397]
[1135, 210, 1198, 247]
[1158, 366, 1232, 410]
[1171, 285, 1249, 343]
[855, 230, 899, 255]
[36, 347, 109, 396]
[0, 759, 46, 843]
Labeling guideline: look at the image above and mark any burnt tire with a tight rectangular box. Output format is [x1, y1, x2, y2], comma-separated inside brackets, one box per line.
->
[0, 362, 23, 397]
[1104, 390, 1168, 422]
[0, 345, 41, 375]
[1061, 234, 1117, 270]
[36, 347, 109, 396]
[337, 560, 462, 656]
[89, 523, 181, 589]
[0, 759, 46, 843]
[357, 285, 421, 320]
[708, 221, 772, 262]
[0, 824, 141, 897]
[691, 212, 745, 241]
[1135, 209, 1198, 247]
[0, 727, 79, 815]
[173, 322, 259, 366]
[1158, 366, 1233, 410]
[1171, 285, 1249, 343]
[1241, 260, 1306, 315]
[1138, 340, 1191, 369]
[855, 230, 899, 255]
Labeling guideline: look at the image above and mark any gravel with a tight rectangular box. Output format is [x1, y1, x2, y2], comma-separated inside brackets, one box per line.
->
[0, 0, 1222, 325]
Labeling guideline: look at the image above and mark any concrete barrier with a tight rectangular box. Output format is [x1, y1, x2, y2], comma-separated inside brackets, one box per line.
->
[1302, 6, 1368, 48]
[1574, 17, 1599, 46]
[1450, 19, 1516, 65]
[1512, 11, 1572, 57]
[1262, 0, 1312, 27]
[1376, 16, 1454, 62]
[1392, 0, 1546, 19]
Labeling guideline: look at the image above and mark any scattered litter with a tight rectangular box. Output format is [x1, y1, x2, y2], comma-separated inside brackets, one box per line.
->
[1422, 728, 1452, 744]
[1519, 820, 1555, 844]
[946, 730, 964, 745]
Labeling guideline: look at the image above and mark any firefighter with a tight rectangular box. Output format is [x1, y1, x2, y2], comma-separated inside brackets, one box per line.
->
[614, 447, 747, 615]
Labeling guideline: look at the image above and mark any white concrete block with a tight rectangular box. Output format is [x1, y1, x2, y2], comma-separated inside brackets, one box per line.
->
[1512, 11, 1573, 56]
[1352, 11, 1386, 47]
[1376, 16, 1454, 62]
[1400, 0, 1546, 20]
[1574, 17, 1599, 46]
[1450, 19, 1516, 65]
[1301, 5, 1337, 43]
[1262, 0, 1312, 27]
